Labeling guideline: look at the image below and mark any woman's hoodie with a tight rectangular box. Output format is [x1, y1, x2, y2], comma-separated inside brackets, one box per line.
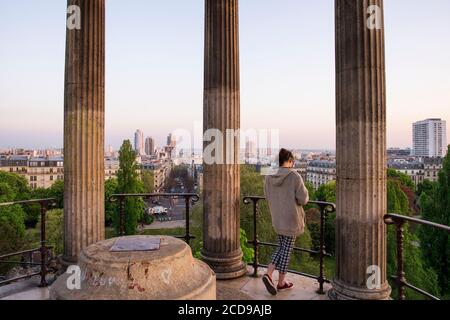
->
[264, 168, 310, 237]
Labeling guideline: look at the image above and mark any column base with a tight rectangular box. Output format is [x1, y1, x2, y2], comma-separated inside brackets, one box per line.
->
[328, 279, 391, 300]
[201, 249, 248, 280]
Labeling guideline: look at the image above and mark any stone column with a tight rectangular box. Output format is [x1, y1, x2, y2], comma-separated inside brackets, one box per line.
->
[63, 0, 105, 264]
[201, 0, 247, 280]
[330, 0, 391, 300]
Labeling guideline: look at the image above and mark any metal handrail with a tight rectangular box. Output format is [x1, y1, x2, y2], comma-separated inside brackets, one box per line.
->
[384, 213, 450, 300]
[0, 198, 56, 287]
[243, 196, 336, 295]
[109, 193, 200, 245]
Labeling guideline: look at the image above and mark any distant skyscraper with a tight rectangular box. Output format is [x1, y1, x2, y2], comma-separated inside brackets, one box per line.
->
[245, 139, 257, 161]
[145, 137, 155, 156]
[167, 133, 176, 148]
[413, 119, 447, 157]
[134, 129, 145, 155]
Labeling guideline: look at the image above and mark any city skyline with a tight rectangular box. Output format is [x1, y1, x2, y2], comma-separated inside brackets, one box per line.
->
[1, 0, 449, 150]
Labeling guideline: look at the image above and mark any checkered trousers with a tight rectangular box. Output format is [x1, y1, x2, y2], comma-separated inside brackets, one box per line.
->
[271, 235, 296, 274]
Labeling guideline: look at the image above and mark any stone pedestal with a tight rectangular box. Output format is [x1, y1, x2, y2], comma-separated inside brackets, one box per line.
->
[51, 236, 216, 300]
[201, 0, 247, 280]
[330, 0, 391, 300]
[63, 0, 105, 264]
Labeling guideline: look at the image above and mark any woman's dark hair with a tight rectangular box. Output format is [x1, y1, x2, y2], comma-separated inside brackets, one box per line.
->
[279, 148, 294, 167]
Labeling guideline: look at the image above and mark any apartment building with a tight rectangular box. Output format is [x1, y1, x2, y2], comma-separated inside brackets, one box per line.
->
[306, 160, 336, 190]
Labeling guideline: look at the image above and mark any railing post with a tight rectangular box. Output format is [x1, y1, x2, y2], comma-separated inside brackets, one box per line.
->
[317, 204, 327, 294]
[119, 196, 125, 237]
[38, 200, 48, 288]
[184, 196, 191, 246]
[252, 199, 259, 277]
[395, 219, 406, 300]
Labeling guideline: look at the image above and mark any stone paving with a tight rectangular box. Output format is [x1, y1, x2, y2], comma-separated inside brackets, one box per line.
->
[217, 267, 330, 301]
[1, 267, 330, 301]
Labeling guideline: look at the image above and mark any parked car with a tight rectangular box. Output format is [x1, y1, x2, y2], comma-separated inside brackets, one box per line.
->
[148, 206, 168, 215]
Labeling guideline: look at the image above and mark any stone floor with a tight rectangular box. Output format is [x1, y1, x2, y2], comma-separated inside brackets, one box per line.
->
[217, 267, 331, 300]
[0, 276, 52, 300]
[0, 267, 330, 300]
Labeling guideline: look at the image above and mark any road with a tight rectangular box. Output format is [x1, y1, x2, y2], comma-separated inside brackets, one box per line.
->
[145, 196, 193, 221]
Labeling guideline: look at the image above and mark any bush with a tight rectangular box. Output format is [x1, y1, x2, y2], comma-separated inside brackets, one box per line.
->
[240, 229, 254, 264]
[143, 214, 154, 225]
[40, 209, 64, 256]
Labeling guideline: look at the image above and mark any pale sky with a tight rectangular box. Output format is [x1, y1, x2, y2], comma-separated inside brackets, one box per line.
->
[0, 0, 449, 150]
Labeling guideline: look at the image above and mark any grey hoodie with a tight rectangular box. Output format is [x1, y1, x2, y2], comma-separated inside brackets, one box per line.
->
[264, 168, 310, 237]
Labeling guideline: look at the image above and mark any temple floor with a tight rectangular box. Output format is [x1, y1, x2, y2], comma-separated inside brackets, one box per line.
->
[0, 267, 330, 301]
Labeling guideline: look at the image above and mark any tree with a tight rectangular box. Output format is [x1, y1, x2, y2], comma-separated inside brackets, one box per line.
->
[141, 170, 155, 194]
[38, 209, 64, 256]
[419, 146, 450, 296]
[386, 175, 439, 299]
[46, 180, 64, 208]
[311, 181, 336, 255]
[315, 181, 336, 203]
[417, 179, 436, 198]
[0, 181, 26, 274]
[307, 173, 439, 299]
[115, 140, 145, 235]
[0, 171, 31, 198]
[105, 178, 118, 227]
[304, 181, 315, 202]
[388, 168, 416, 191]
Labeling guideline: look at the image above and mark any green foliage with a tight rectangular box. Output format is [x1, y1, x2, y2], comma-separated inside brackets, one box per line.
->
[388, 168, 416, 191]
[387, 179, 410, 215]
[141, 170, 155, 194]
[143, 213, 154, 225]
[27, 180, 64, 228]
[417, 179, 436, 198]
[46, 180, 64, 208]
[386, 170, 441, 299]
[0, 171, 31, 197]
[39, 209, 64, 256]
[115, 140, 145, 235]
[302, 171, 440, 299]
[0, 176, 27, 274]
[105, 178, 118, 227]
[309, 181, 336, 255]
[315, 181, 336, 203]
[419, 146, 450, 296]
[304, 181, 315, 201]
[240, 229, 254, 264]
[387, 224, 440, 300]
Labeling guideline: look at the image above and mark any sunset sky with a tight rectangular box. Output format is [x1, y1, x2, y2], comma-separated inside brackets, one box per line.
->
[0, 0, 449, 150]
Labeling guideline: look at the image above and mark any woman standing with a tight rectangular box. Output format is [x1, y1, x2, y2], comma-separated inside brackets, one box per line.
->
[262, 149, 310, 295]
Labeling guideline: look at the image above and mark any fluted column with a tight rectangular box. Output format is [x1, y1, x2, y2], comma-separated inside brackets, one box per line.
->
[63, 0, 105, 263]
[330, 0, 391, 300]
[201, 0, 247, 279]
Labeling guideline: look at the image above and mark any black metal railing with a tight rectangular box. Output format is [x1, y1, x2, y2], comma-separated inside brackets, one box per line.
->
[0, 198, 56, 287]
[109, 193, 200, 245]
[243, 196, 336, 295]
[384, 213, 450, 301]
